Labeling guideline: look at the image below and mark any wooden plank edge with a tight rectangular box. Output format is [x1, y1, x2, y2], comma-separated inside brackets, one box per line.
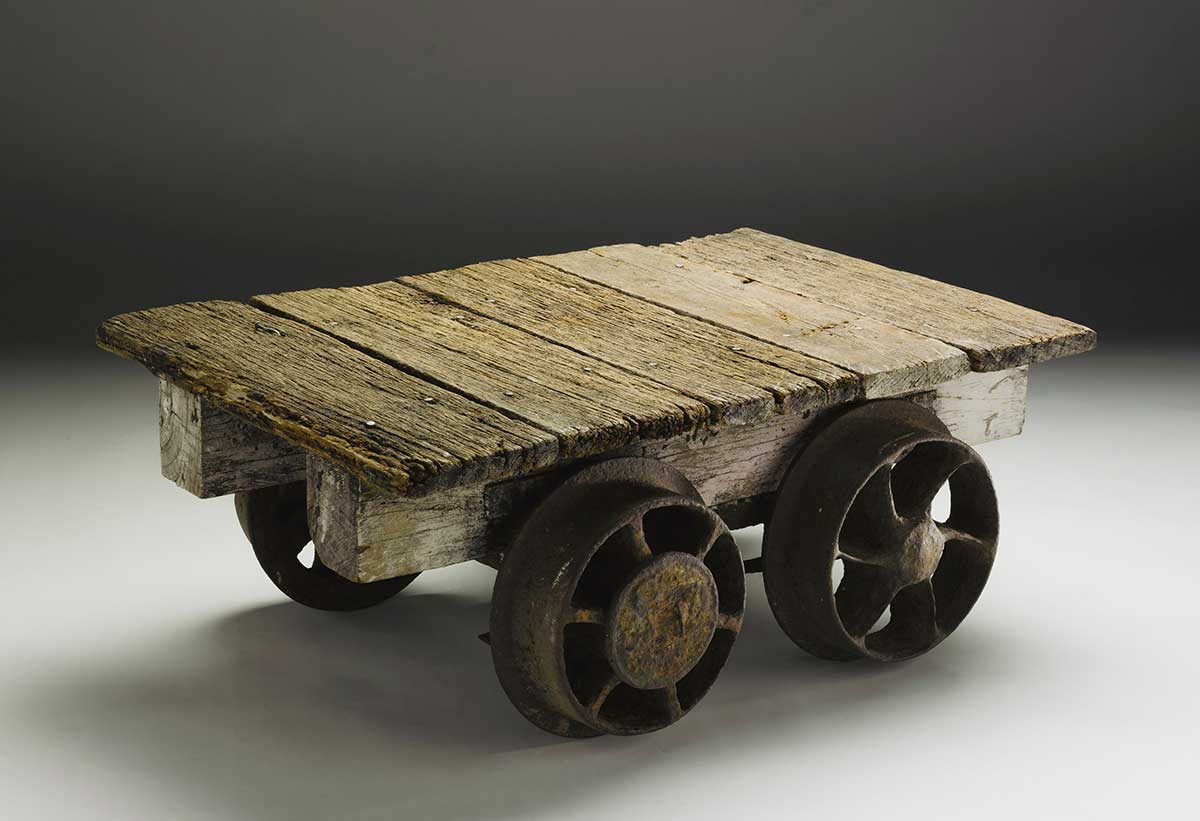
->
[966, 327, 1097, 372]
[532, 248, 971, 400]
[692, 227, 1099, 372]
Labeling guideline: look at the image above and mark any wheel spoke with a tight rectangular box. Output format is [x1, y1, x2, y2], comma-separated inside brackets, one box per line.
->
[858, 466, 899, 520]
[930, 536, 995, 634]
[839, 468, 901, 564]
[628, 520, 654, 561]
[570, 606, 607, 625]
[587, 673, 622, 716]
[715, 612, 743, 632]
[892, 579, 938, 630]
[836, 540, 891, 567]
[573, 523, 650, 608]
[663, 684, 683, 722]
[697, 517, 726, 559]
[835, 560, 896, 638]
[938, 524, 997, 559]
[867, 579, 940, 653]
[891, 443, 970, 519]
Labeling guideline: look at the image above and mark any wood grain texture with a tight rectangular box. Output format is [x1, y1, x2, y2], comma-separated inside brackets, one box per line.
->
[670, 228, 1097, 371]
[98, 300, 557, 496]
[319, 368, 1028, 581]
[403, 257, 860, 426]
[536, 244, 972, 397]
[308, 455, 490, 581]
[159, 379, 305, 497]
[252, 281, 710, 459]
[101, 228, 1091, 501]
[930, 367, 1028, 444]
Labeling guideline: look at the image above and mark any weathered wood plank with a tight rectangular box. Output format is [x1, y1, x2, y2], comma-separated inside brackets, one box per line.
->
[159, 379, 305, 497]
[403, 257, 860, 426]
[317, 368, 1028, 582]
[307, 455, 490, 580]
[98, 300, 558, 496]
[930, 367, 1027, 444]
[252, 281, 710, 459]
[671, 228, 1097, 371]
[101, 228, 1087, 506]
[536, 244, 971, 397]
[483, 409, 832, 527]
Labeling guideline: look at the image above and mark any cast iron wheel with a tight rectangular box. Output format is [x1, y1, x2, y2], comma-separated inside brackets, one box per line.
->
[490, 458, 745, 737]
[235, 481, 418, 611]
[763, 400, 998, 662]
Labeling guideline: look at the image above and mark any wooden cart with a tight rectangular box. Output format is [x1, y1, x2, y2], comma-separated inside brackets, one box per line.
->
[98, 228, 1095, 737]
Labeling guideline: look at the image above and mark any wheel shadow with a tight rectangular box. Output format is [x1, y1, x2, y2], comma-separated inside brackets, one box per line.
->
[19, 534, 1019, 821]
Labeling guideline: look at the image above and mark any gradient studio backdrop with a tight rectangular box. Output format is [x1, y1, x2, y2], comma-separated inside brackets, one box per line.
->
[3, 5, 1200, 821]
[3, 1, 1198, 351]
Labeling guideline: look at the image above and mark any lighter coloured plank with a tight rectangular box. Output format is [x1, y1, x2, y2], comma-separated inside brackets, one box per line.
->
[672, 228, 1097, 371]
[930, 367, 1027, 444]
[536, 244, 971, 397]
[403, 257, 860, 426]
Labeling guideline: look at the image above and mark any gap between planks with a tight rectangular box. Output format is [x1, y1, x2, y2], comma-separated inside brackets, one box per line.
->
[531, 244, 971, 398]
[399, 257, 862, 425]
[251, 282, 712, 464]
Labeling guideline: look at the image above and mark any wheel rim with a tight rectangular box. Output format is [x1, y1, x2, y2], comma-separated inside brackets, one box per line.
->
[491, 458, 745, 737]
[764, 401, 998, 662]
[236, 481, 418, 611]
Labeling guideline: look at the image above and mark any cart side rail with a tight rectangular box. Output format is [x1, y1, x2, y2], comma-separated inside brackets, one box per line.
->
[154, 366, 1026, 582]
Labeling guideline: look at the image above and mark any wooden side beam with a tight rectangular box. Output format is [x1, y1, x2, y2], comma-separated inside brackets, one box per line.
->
[158, 379, 306, 498]
[930, 367, 1027, 444]
[306, 456, 490, 580]
[309, 367, 1029, 582]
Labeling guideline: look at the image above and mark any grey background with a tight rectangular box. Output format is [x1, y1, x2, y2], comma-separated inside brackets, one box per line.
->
[3, 0, 1197, 352]
[3, 4, 1198, 820]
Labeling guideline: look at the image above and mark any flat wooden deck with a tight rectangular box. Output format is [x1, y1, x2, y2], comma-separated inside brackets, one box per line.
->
[97, 228, 1095, 496]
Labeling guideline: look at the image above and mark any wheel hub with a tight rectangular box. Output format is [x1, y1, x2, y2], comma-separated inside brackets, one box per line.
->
[895, 516, 946, 585]
[606, 553, 720, 690]
[491, 458, 745, 737]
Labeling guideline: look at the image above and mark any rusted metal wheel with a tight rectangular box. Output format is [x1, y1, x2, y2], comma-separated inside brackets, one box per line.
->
[763, 400, 998, 662]
[490, 458, 745, 737]
[235, 481, 418, 611]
